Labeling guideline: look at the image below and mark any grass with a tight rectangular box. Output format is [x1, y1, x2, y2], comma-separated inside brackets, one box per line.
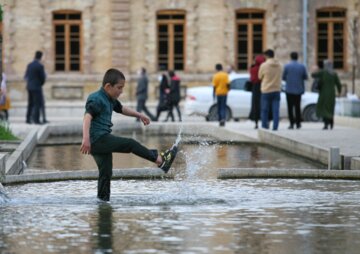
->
[0, 122, 19, 140]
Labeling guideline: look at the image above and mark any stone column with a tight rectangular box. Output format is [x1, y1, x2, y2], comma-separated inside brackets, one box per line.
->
[328, 147, 340, 170]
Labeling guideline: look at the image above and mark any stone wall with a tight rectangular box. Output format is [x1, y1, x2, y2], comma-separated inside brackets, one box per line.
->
[1, 0, 360, 101]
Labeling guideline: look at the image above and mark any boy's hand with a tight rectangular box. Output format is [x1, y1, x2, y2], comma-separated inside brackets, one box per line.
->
[80, 137, 91, 154]
[139, 114, 150, 126]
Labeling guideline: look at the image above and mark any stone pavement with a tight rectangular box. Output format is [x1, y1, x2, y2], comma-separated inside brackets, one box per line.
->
[5, 101, 360, 170]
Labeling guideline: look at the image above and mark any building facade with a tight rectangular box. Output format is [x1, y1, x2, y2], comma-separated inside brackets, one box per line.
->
[1, 0, 360, 101]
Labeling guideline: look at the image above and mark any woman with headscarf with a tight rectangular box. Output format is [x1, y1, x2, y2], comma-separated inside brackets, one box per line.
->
[249, 55, 266, 129]
[311, 60, 342, 129]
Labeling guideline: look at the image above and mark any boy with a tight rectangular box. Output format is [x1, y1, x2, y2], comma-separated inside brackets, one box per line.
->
[80, 68, 177, 201]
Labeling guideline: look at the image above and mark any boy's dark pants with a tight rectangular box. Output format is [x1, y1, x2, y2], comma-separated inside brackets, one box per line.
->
[91, 134, 158, 201]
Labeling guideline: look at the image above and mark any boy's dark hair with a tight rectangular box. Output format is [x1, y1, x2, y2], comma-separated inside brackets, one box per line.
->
[290, 52, 298, 60]
[141, 67, 146, 74]
[215, 63, 223, 71]
[168, 70, 175, 77]
[102, 68, 126, 87]
[263, 49, 274, 58]
[35, 51, 43, 60]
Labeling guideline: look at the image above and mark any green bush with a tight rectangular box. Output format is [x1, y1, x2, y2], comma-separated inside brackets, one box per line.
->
[0, 123, 18, 140]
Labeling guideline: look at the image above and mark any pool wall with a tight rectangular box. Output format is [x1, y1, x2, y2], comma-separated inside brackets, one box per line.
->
[2, 120, 360, 185]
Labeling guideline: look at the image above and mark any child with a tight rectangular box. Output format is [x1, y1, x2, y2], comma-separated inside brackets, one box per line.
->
[80, 68, 177, 201]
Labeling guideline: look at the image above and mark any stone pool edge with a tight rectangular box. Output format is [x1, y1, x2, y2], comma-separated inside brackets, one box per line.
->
[5, 167, 360, 185]
[218, 168, 360, 180]
[3, 168, 173, 185]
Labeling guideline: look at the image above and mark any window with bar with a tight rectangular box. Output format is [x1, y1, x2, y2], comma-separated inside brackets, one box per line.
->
[316, 8, 346, 70]
[157, 11, 185, 71]
[53, 11, 82, 72]
[236, 10, 265, 71]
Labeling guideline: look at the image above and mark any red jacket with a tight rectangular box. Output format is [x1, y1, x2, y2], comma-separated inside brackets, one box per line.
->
[249, 55, 266, 84]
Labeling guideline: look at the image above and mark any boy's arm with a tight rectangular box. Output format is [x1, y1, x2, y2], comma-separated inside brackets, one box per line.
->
[122, 105, 150, 125]
[80, 113, 92, 154]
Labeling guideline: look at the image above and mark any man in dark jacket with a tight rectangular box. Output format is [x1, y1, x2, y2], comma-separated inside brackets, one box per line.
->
[136, 67, 155, 121]
[282, 51, 308, 129]
[24, 51, 46, 124]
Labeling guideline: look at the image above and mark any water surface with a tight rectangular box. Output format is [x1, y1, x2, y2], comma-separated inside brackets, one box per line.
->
[1, 179, 360, 254]
[27, 134, 324, 172]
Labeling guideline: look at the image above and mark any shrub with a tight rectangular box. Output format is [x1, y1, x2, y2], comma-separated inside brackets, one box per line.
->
[0, 122, 18, 140]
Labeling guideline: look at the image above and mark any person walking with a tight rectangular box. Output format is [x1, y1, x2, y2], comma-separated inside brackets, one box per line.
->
[282, 52, 308, 129]
[212, 63, 230, 127]
[311, 60, 341, 130]
[155, 73, 170, 121]
[249, 55, 266, 129]
[80, 68, 178, 202]
[24, 51, 46, 124]
[258, 49, 282, 130]
[136, 67, 155, 121]
[165, 70, 182, 122]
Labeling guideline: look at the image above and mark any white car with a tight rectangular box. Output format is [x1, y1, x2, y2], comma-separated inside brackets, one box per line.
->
[184, 73, 320, 122]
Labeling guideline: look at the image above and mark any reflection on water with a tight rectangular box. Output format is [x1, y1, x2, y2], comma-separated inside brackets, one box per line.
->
[95, 204, 113, 253]
[27, 134, 324, 172]
[1, 179, 360, 253]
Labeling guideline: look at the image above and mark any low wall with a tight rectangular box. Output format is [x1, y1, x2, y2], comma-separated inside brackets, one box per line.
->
[143, 122, 256, 142]
[258, 129, 328, 165]
[6, 129, 38, 175]
[3, 168, 172, 185]
[219, 168, 360, 180]
[0, 154, 5, 183]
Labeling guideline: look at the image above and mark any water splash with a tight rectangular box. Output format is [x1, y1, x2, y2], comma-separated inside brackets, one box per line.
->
[174, 126, 182, 147]
[183, 139, 217, 179]
[170, 136, 221, 205]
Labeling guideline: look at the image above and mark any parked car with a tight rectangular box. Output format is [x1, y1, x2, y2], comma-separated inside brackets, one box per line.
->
[184, 73, 320, 122]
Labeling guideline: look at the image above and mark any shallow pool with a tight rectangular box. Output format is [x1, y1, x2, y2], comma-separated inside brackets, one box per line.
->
[26, 133, 324, 172]
[1, 178, 360, 254]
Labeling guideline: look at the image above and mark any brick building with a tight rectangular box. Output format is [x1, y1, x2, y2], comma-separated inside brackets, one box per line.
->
[1, 0, 359, 101]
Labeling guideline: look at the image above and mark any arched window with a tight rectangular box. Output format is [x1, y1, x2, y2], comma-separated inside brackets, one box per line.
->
[316, 8, 346, 69]
[53, 10, 82, 72]
[157, 10, 186, 71]
[236, 9, 265, 71]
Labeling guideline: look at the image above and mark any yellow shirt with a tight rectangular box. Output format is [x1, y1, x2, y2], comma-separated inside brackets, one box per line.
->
[212, 71, 230, 96]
